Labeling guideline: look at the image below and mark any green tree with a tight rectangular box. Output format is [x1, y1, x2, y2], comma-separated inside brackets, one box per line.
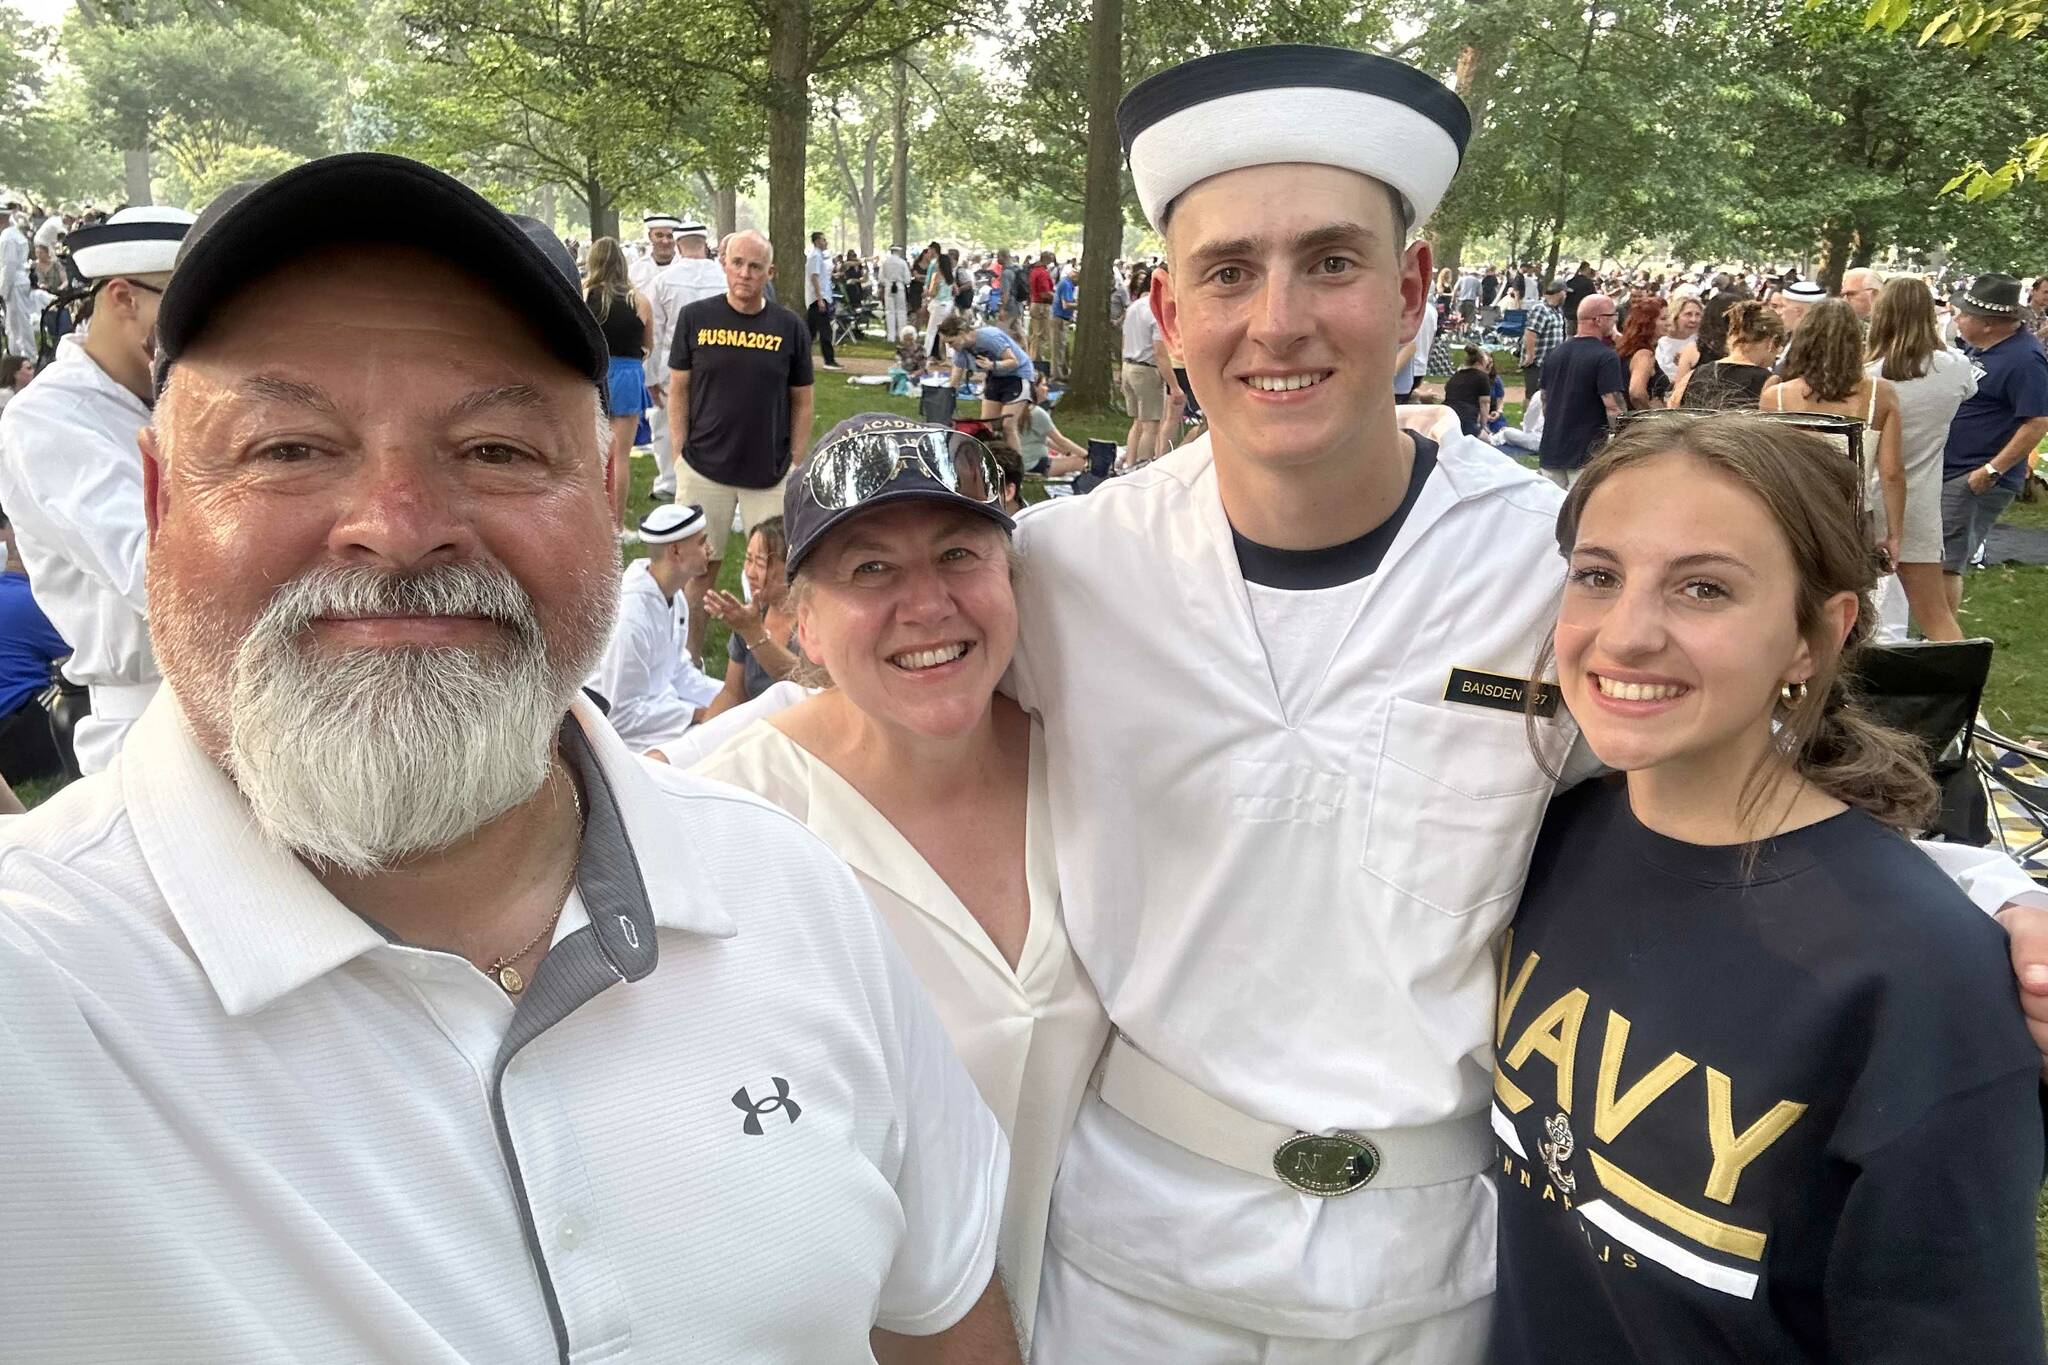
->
[368, 0, 757, 240]
[0, 3, 124, 206]
[64, 14, 335, 191]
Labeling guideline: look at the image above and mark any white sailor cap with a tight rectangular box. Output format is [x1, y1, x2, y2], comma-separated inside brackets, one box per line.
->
[674, 220, 710, 239]
[67, 205, 196, 281]
[1780, 281, 1827, 303]
[1117, 45, 1471, 232]
[640, 502, 708, 544]
[643, 213, 684, 232]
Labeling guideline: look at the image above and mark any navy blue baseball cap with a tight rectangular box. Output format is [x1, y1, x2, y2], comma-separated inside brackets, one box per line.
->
[153, 153, 606, 398]
[783, 414, 1013, 580]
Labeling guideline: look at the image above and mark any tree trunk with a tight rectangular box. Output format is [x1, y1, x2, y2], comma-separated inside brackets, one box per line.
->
[890, 54, 910, 250]
[713, 186, 738, 241]
[122, 147, 152, 205]
[857, 134, 877, 256]
[586, 174, 618, 242]
[1065, 0, 1122, 410]
[765, 0, 812, 305]
[1815, 221, 1852, 293]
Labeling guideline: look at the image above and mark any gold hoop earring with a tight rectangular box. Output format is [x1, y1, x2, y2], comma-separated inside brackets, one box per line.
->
[1780, 680, 1808, 707]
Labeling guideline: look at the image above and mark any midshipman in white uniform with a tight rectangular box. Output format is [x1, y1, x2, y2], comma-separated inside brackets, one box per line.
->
[878, 245, 912, 343]
[0, 205, 194, 773]
[643, 221, 726, 501]
[1, 207, 33, 356]
[588, 502, 723, 755]
[1013, 46, 2048, 1362]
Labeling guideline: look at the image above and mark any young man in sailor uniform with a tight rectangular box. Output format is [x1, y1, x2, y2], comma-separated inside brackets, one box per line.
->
[587, 502, 723, 756]
[1009, 45, 2048, 1362]
[0, 205, 194, 773]
[643, 221, 726, 501]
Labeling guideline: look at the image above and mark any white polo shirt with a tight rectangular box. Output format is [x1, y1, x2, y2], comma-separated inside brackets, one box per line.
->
[0, 692, 1006, 1363]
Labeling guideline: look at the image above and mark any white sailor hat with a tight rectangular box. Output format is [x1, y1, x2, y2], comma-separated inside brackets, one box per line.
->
[1116, 45, 1471, 232]
[643, 213, 685, 232]
[640, 502, 708, 544]
[674, 220, 710, 239]
[1780, 281, 1827, 303]
[67, 205, 196, 282]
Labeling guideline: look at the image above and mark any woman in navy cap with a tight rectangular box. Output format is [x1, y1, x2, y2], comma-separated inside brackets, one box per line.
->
[690, 414, 1109, 1351]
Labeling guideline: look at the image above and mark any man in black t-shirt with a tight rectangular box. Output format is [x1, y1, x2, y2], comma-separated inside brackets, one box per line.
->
[666, 227, 814, 662]
[1538, 294, 1624, 487]
[1562, 260, 1596, 325]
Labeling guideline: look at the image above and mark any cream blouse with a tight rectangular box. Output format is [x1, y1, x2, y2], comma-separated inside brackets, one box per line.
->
[690, 718, 1108, 1341]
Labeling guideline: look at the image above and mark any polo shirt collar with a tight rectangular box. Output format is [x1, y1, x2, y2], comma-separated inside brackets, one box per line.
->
[122, 689, 730, 1019]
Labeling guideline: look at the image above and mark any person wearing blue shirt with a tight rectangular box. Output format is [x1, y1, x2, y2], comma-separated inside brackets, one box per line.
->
[1941, 273, 2048, 616]
[1051, 267, 1078, 382]
[938, 314, 1035, 448]
[0, 513, 68, 784]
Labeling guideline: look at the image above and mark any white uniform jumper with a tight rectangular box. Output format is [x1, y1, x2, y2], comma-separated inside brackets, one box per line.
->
[1013, 431, 1574, 1355]
[0, 333, 158, 772]
[643, 258, 726, 498]
[1, 220, 32, 357]
[587, 559, 721, 756]
[878, 253, 912, 343]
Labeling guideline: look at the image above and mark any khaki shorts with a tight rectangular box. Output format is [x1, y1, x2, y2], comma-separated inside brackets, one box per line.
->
[676, 466, 790, 555]
[1121, 362, 1165, 422]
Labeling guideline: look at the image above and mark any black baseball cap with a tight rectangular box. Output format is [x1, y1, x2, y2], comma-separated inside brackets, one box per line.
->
[783, 414, 1014, 580]
[153, 153, 607, 399]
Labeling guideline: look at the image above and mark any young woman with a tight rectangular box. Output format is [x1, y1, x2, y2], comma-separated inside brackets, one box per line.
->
[1864, 277, 1972, 641]
[1671, 300, 1782, 410]
[1656, 295, 1703, 386]
[1442, 344, 1496, 436]
[1016, 373, 1087, 477]
[0, 353, 32, 417]
[692, 417, 1108, 1347]
[1619, 295, 1669, 410]
[1493, 412, 2045, 1363]
[699, 516, 802, 719]
[938, 310, 1035, 448]
[1761, 299, 1905, 572]
[581, 236, 653, 534]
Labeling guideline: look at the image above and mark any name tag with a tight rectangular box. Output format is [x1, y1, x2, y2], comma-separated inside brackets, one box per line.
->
[1444, 667, 1560, 718]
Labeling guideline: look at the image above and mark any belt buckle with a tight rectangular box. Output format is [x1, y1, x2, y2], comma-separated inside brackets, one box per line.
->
[1273, 1130, 1380, 1197]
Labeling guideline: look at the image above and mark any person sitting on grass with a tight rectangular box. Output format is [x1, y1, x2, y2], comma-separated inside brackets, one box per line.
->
[700, 516, 803, 720]
[890, 325, 927, 396]
[1017, 374, 1087, 478]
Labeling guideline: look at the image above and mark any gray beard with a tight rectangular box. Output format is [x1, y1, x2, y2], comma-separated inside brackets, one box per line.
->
[221, 562, 612, 876]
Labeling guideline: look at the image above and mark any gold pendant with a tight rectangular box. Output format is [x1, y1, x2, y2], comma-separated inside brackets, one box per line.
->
[497, 965, 525, 994]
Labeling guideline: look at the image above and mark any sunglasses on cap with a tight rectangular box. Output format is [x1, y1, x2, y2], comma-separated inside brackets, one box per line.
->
[803, 425, 1003, 510]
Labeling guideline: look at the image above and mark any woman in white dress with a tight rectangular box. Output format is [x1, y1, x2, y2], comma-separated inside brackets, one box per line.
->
[691, 415, 1108, 1348]
[1864, 276, 1973, 641]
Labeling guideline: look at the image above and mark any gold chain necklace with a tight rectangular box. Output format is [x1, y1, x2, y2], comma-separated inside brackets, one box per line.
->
[485, 765, 584, 996]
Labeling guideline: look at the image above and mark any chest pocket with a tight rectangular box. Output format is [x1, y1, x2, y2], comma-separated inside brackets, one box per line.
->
[1360, 697, 1556, 917]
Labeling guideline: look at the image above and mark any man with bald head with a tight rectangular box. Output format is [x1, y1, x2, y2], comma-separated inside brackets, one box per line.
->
[667, 226, 814, 661]
[0, 154, 1017, 1364]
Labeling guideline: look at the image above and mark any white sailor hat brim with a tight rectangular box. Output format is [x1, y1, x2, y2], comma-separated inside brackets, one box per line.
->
[640, 502, 708, 544]
[1117, 45, 1471, 232]
[67, 205, 195, 281]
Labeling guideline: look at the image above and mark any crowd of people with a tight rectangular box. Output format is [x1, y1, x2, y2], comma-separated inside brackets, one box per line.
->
[3, 38, 2048, 1365]
[1411, 256, 2047, 646]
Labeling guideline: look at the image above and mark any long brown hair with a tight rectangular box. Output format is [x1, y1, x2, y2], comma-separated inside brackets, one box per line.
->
[1722, 299, 1785, 351]
[1535, 411, 1935, 832]
[1865, 277, 1941, 382]
[582, 236, 635, 323]
[1778, 298, 1866, 403]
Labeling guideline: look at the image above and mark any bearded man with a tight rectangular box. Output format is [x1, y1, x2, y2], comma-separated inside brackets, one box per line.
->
[0, 153, 1017, 1365]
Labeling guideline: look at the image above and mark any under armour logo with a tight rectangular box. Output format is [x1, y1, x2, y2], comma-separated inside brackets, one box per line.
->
[732, 1077, 801, 1135]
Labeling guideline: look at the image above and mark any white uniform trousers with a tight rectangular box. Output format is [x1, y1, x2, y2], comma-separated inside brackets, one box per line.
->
[644, 358, 677, 498]
[3, 284, 32, 357]
[1031, 1241, 1492, 1365]
[884, 288, 907, 345]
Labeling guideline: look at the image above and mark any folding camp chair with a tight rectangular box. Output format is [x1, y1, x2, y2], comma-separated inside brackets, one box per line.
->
[1975, 722, 2048, 878]
[1848, 638, 1994, 844]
